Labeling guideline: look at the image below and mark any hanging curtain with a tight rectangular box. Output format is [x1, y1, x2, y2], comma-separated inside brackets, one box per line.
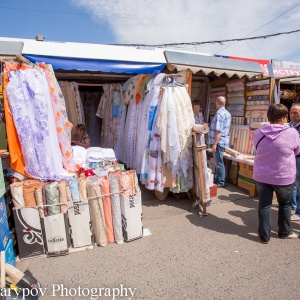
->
[6, 64, 72, 181]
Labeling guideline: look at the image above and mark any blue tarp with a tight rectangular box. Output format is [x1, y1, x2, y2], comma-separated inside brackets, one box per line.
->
[23, 54, 166, 74]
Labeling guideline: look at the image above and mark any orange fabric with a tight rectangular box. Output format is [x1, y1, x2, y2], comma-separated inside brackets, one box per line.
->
[3, 62, 30, 177]
[99, 175, 115, 244]
[135, 74, 148, 104]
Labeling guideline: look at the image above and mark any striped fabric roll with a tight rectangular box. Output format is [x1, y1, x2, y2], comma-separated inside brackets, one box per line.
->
[231, 117, 244, 125]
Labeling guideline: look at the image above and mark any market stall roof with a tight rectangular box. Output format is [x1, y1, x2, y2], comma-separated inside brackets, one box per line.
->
[0, 37, 166, 74]
[164, 50, 263, 79]
[0, 40, 23, 58]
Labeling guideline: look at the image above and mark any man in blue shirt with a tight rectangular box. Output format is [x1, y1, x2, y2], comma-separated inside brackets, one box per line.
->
[208, 96, 231, 187]
[290, 103, 300, 221]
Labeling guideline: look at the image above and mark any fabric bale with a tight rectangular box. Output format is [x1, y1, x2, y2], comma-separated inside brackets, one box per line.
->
[45, 182, 61, 216]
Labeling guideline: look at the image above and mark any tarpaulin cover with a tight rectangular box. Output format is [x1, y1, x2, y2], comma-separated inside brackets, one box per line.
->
[23, 54, 166, 74]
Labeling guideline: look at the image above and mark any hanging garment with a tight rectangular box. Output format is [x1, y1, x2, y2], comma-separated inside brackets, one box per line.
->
[111, 84, 127, 160]
[41, 64, 74, 171]
[70, 82, 85, 124]
[3, 62, 29, 177]
[59, 81, 80, 136]
[7, 68, 72, 181]
[122, 76, 140, 167]
[97, 84, 112, 148]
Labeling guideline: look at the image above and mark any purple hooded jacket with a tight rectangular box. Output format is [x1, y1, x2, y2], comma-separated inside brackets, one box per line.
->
[253, 124, 300, 185]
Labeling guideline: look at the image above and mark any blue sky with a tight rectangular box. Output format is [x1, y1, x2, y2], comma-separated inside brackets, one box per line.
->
[0, 0, 116, 44]
[1, 0, 300, 62]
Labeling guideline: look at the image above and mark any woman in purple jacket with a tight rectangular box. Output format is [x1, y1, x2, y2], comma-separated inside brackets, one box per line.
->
[254, 104, 300, 244]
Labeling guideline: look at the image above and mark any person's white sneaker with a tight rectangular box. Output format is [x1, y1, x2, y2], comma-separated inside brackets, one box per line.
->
[291, 214, 300, 221]
[280, 232, 299, 239]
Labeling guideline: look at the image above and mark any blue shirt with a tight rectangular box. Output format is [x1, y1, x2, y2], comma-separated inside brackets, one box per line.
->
[289, 121, 300, 157]
[289, 121, 300, 137]
[208, 107, 231, 148]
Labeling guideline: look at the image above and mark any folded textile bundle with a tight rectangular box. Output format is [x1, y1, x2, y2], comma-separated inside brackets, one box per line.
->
[70, 146, 87, 169]
[227, 96, 245, 105]
[227, 105, 244, 111]
[249, 122, 270, 129]
[247, 95, 269, 101]
[245, 110, 268, 118]
[210, 87, 226, 92]
[246, 105, 269, 111]
[227, 85, 244, 92]
[247, 79, 269, 87]
[246, 117, 268, 125]
[247, 100, 269, 105]
[247, 84, 270, 91]
[227, 110, 244, 117]
[247, 90, 269, 96]
[227, 91, 244, 97]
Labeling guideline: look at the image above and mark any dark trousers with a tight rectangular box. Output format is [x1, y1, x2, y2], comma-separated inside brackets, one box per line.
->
[256, 181, 294, 242]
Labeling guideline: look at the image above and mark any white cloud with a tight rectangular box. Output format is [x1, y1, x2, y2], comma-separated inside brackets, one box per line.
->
[71, 0, 300, 61]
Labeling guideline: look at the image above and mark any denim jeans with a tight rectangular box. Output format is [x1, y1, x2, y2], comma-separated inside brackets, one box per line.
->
[294, 156, 300, 216]
[213, 144, 226, 186]
[256, 181, 293, 242]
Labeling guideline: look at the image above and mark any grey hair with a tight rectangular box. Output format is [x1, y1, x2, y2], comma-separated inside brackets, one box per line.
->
[216, 96, 226, 106]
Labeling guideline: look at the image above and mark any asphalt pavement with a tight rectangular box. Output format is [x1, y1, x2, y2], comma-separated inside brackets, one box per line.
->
[16, 183, 300, 300]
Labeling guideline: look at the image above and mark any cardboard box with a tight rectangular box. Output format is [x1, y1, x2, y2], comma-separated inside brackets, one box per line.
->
[0, 159, 5, 197]
[120, 190, 143, 242]
[228, 164, 239, 185]
[239, 163, 254, 179]
[5, 239, 16, 267]
[209, 184, 218, 198]
[0, 195, 10, 251]
[237, 175, 257, 197]
[68, 201, 92, 248]
[13, 207, 45, 260]
[41, 213, 71, 257]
